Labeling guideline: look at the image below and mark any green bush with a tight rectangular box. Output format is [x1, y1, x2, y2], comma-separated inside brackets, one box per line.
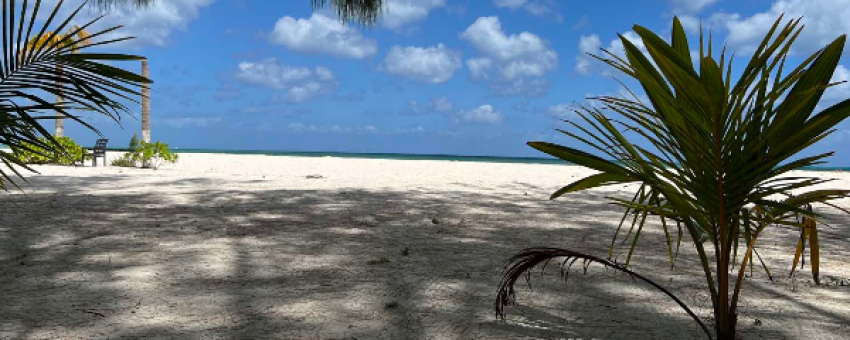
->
[114, 141, 178, 169]
[11, 136, 84, 165]
[129, 133, 140, 151]
[110, 156, 136, 167]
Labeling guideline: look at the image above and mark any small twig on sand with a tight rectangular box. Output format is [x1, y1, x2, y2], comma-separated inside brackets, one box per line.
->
[78, 309, 106, 317]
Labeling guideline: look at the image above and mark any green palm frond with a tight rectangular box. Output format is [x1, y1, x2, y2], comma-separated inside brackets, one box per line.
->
[0, 0, 150, 189]
[501, 15, 850, 339]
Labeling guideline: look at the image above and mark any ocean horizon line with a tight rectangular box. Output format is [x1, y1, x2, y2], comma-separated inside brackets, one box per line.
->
[169, 148, 850, 172]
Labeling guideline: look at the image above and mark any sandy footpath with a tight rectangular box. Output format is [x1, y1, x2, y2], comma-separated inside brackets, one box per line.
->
[1, 152, 849, 339]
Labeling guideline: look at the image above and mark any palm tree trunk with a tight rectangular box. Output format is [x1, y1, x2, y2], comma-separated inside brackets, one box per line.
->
[55, 64, 64, 137]
[141, 59, 150, 143]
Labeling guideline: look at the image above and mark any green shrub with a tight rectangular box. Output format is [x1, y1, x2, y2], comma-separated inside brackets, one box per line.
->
[11, 136, 84, 165]
[129, 133, 140, 151]
[114, 141, 178, 169]
[110, 156, 136, 167]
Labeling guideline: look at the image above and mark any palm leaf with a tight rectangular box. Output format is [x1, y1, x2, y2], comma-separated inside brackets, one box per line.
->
[503, 15, 850, 338]
[0, 0, 150, 189]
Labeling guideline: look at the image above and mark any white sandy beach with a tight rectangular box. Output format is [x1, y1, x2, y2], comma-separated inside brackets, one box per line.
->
[1, 152, 849, 339]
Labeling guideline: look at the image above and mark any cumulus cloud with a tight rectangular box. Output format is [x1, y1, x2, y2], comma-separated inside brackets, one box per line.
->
[575, 34, 601, 75]
[576, 31, 649, 75]
[382, 0, 445, 30]
[268, 13, 377, 59]
[40, 0, 213, 48]
[382, 44, 462, 83]
[456, 104, 503, 124]
[460, 16, 558, 96]
[235, 58, 337, 103]
[679, 0, 850, 56]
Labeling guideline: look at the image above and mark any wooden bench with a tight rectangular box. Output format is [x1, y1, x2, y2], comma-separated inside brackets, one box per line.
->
[82, 138, 109, 167]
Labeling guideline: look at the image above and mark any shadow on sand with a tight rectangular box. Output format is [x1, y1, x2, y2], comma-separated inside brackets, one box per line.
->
[1, 172, 848, 339]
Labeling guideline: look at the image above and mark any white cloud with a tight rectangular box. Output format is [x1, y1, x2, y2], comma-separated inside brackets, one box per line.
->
[608, 31, 649, 62]
[269, 13, 377, 59]
[466, 58, 494, 79]
[41, 0, 214, 48]
[492, 0, 560, 20]
[575, 34, 601, 75]
[578, 31, 650, 76]
[432, 97, 454, 113]
[460, 16, 558, 96]
[399, 96, 455, 115]
[235, 58, 337, 103]
[315, 67, 335, 81]
[456, 104, 503, 124]
[392, 126, 426, 134]
[547, 104, 577, 118]
[680, 0, 850, 56]
[287, 123, 380, 134]
[382, 0, 445, 30]
[382, 44, 462, 83]
[493, 0, 528, 8]
[668, 0, 719, 14]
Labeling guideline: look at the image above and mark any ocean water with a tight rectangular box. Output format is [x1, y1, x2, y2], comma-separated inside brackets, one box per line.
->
[170, 148, 850, 172]
[172, 148, 568, 165]
[2, 145, 846, 171]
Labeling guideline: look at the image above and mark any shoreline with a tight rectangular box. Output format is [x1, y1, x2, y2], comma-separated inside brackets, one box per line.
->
[168, 150, 850, 172]
[3, 146, 849, 171]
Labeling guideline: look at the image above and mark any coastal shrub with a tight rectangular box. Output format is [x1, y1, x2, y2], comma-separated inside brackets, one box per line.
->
[110, 156, 136, 167]
[129, 133, 140, 151]
[114, 141, 178, 170]
[495, 16, 850, 340]
[11, 137, 84, 165]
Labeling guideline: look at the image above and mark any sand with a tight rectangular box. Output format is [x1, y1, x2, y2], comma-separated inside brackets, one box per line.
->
[1, 152, 849, 339]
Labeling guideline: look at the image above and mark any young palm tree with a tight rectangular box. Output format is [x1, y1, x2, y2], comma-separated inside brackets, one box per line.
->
[1, 0, 149, 189]
[25, 26, 91, 137]
[495, 16, 850, 340]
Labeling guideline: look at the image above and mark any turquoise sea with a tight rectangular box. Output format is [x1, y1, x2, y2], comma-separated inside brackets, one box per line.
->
[168, 148, 850, 172]
[3, 145, 846, 171]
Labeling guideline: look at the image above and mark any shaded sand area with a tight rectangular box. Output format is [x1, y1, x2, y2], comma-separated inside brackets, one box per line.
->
[1, 153, 849, 339]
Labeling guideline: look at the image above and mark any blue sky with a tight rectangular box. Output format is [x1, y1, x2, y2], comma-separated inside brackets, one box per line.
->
[52, 0, 850, 164]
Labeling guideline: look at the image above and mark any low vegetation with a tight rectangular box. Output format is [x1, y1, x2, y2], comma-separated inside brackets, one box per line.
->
[10, 137, 84, 166]
[111, 141, 178, 169]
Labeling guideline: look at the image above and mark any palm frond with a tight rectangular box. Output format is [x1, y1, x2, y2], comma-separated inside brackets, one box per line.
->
[513, 15, 850, 338]
[0, 0, 149, 189]
[495, 247, 713, 340]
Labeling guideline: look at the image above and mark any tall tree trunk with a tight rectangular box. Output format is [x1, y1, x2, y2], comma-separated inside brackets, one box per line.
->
[141, 59, 151, 143]
[55, 64, 64, 137]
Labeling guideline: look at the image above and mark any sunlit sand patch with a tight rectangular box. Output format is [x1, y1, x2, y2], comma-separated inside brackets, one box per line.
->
[327, 227, 372, 235]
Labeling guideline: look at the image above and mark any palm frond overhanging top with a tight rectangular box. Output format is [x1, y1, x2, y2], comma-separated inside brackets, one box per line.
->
[0, 0, 150, 190]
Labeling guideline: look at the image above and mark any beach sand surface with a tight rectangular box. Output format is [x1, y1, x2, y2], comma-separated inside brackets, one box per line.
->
[1, 152, 849, 339]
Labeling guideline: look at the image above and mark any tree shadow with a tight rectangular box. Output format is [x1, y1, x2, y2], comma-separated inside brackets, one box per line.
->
[1, 172, 848, 339]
